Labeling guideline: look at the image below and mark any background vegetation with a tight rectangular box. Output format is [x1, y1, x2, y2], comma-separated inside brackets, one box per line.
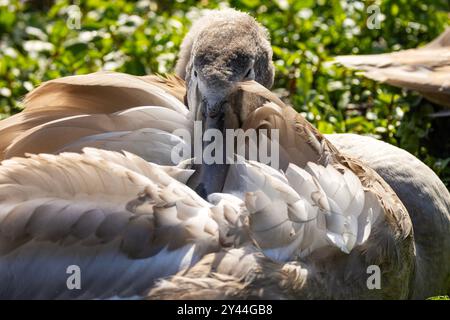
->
[0, 0, 449, 187]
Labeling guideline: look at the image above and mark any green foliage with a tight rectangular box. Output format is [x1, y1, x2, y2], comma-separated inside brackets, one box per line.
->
[427, 295, 450, 300]
[0, 0, 449, 186]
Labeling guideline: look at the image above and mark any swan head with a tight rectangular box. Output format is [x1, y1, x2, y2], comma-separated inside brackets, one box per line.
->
[177, 9, 274, 123]
[177, 9, 274, 198]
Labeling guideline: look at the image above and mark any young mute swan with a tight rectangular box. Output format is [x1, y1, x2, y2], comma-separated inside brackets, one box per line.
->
[0, 9, 448, 299]
[0, 81, 413, 299]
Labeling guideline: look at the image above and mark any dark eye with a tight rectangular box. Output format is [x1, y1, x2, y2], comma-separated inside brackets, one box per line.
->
[244, 68, 252, 79]
[194, 70, 198, 77]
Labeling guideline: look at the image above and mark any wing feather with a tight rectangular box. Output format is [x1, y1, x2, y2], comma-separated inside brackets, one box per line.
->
[0, 149, 224, 299]
[0, 72, 189, 160]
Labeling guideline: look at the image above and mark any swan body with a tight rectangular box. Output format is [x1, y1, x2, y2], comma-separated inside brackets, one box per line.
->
[0, 76, 415, 299]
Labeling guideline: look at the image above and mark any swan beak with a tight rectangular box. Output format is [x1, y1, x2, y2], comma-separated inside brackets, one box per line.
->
[188, 96, 229, 199]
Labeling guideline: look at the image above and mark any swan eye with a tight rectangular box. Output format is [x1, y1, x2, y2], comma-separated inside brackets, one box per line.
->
[194, 70, 198, 78]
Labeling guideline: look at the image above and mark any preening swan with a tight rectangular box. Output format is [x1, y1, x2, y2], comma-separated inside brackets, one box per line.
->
[0, 80, 413, 299]
[0, 8, 448, 299]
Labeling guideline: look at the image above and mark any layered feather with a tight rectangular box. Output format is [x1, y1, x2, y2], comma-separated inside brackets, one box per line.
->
[0, 148, 242, 299]
[4, 106, 190, 160]
[222, 160, 380, 261]
[0, 72, 188, 160]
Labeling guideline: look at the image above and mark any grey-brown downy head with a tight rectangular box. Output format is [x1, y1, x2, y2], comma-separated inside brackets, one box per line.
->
[176, 9, 274, 123]
[177, 9, 274, 198]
